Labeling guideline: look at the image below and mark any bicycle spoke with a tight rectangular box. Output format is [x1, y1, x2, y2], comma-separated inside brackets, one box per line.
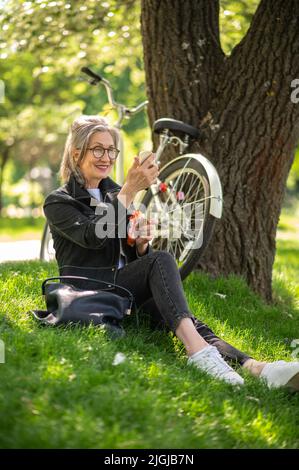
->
[178, 240, 195, 262]
[182, 174, 200, 202]
[176, 236, 187, 258]
[148, 171, 208, 264]
[165, 196, 213, 216]
[164, 159, 192, 206]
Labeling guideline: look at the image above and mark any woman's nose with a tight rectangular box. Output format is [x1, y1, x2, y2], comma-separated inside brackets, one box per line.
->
[98, 155, 111, 164]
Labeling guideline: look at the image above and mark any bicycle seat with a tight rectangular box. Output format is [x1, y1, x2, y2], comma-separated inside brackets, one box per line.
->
[153, 118, 200, 139]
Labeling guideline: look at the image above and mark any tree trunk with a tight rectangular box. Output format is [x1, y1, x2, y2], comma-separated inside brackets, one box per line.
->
[141, 0, 299, 301]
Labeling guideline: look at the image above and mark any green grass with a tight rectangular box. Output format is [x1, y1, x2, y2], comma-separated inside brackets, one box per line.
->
[0, 226, 298, 448]
[0, 217, 44, 241]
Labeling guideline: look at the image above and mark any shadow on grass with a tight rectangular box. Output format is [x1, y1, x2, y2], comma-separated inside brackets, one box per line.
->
[1, 304, 299, 449]
[1, 260, 299, 448]
[184, 268, 299, 361]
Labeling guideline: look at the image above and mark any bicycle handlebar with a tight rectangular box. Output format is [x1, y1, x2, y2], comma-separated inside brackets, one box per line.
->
[81, 67, 103, 84]
[81, 66, 148, 126]
[125, 101, 148, 115]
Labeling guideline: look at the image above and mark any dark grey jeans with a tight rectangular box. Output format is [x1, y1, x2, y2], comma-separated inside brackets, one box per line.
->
[115, 250, 251, 366]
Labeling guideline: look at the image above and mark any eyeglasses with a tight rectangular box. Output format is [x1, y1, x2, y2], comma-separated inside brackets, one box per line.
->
[87, 145, 120, 162]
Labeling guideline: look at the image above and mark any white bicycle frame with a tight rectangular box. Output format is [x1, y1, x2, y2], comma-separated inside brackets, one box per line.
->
[133, 132, 223, 220]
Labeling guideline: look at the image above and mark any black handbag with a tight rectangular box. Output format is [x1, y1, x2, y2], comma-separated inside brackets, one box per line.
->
[30, 275, 134, 337]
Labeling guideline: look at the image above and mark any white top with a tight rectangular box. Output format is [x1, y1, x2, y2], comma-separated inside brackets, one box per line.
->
[87, 188, 125, 270]
[87, 188, 102, 202]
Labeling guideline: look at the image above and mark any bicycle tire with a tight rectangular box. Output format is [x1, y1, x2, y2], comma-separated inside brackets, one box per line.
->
[139, 154, 222, 281]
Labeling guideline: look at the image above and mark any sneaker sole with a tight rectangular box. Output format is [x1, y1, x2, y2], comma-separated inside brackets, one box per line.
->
[286, 371, 299, 392]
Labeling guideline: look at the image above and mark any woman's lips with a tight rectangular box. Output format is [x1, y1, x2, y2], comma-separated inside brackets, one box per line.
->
[94, 164, 110, 172]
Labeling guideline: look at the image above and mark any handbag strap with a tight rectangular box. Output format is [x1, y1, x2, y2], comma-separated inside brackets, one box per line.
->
[41, 275, 134, 302]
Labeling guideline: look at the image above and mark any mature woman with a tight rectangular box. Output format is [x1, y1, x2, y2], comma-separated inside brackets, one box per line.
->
[44, 115, 299, 391]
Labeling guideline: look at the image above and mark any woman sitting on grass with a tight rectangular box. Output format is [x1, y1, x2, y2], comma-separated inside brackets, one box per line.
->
[44, 115, 299, 392]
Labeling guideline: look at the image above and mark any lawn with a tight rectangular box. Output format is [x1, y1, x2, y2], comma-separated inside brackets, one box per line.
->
[0, 211, 298, 448]
[0, 217, 44, 242]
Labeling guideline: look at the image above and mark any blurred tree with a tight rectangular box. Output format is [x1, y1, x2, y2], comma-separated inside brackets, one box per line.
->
[0, 0, 144, 110]
[141, 0, 299, 301]
[0, 50, 87, 212]
[0, 0, 147, 212]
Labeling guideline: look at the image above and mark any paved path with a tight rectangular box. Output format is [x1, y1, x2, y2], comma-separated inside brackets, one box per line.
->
[0, 228, 297, 264]
[0, 240, 41, 263]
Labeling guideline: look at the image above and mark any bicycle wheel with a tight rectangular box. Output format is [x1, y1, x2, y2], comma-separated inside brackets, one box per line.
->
[139, 153, 222, 280]
[40, 221, 56, 261]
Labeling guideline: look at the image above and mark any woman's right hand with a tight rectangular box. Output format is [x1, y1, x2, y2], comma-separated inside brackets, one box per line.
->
[125, 153, 159, 194]
[117, 153, 159, 209]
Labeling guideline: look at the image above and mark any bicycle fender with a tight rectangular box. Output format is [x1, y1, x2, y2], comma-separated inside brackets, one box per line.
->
[160, 153, 223, 219]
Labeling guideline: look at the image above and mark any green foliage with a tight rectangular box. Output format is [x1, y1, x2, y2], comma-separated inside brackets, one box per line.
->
[287, 147, 299, 191]
[220, 0, 260, 55]
[1, 0, 143, 102]
[0, 0, 146, 208]
[0, 0, 298, 214]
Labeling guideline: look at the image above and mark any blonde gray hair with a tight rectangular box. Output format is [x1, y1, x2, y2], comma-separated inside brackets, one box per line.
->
[59, 115, 120, 186]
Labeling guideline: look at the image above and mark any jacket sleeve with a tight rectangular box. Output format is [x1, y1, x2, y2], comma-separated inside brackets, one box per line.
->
[43, 193, 128, 251]
[135, 243, 154, 258]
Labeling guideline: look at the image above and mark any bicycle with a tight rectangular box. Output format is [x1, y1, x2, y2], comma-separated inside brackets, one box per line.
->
[40, 67, 223, 281]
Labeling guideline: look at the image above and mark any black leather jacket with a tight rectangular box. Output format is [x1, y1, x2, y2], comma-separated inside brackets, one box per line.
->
[43, 174, 151, 289]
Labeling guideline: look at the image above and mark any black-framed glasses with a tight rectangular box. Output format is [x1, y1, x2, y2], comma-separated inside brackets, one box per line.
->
[87, 145, 120, 161]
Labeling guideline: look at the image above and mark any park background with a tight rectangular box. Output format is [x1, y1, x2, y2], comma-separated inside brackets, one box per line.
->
[0, 0, 299, 449]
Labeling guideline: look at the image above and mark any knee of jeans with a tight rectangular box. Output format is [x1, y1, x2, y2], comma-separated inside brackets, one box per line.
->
[150, 250, 176, 265]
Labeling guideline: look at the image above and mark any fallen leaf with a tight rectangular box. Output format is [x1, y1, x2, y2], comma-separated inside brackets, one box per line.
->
[214, 293, 227, 299]
[112, 352, 126, 366]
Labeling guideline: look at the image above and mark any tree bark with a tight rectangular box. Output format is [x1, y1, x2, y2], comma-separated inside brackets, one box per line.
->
[141, 0, 299, 301]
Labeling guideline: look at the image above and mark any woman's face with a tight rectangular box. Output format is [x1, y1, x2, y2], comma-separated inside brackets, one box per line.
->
[78, 131, 116, 187]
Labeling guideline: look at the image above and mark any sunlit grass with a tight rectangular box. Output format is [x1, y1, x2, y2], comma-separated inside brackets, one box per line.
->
[0, 206, 298, 448]
[0, 217, 44, 241]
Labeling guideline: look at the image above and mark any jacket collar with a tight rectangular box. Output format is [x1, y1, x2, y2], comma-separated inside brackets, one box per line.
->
[65, 174, 121, 206]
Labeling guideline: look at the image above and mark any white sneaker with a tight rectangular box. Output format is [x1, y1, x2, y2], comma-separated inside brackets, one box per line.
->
[260, 360, 299, 391]
[187, 345, 244, 386]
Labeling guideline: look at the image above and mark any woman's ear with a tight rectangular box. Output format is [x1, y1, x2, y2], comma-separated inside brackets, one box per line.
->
[72, 148, 80, 164]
